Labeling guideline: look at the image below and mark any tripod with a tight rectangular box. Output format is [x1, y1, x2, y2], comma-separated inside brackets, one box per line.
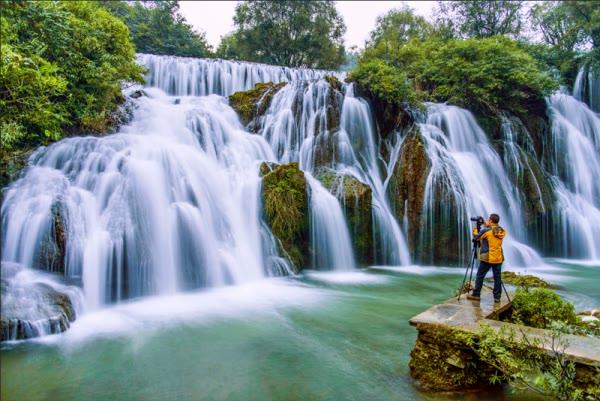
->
[457, 238, 512, 303]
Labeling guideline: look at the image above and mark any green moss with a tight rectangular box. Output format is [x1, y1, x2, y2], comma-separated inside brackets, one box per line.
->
[501, 271, 556, 289]
[316, 169, 373, 265]
[229, 82, 286, 125]
[324, 75, 342, 91]
[262, 162, 309, 271]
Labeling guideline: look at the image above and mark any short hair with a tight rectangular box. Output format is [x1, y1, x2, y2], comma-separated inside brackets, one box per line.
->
[489, 213, 500, 223]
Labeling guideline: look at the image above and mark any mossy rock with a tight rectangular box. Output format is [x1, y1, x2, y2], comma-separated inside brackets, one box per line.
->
[0, 280, 76, 342]
[388, 125, 430, 256]
[410, 323, 499, 391]
[262, 162, 309, 272]
[259, 161, 280, 177]
[229, 82, 286, 126]
[315, 168, 373, 265]
[500, 271, 556, 289]
[324, 75, 342, 92]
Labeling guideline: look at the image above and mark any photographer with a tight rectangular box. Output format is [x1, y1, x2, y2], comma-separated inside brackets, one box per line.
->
[467, 213, 506, 303]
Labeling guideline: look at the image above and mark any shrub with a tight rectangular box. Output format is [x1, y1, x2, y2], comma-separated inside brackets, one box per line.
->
[0, 1, 144, 151]
[347, 60, 418, 107]
[507, 288, 577, 329]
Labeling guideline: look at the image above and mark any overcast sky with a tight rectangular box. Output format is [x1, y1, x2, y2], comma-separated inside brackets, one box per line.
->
[179, 1, 438, 50]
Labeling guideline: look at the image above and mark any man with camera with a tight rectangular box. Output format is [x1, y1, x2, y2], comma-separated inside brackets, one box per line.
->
[467, 213, 506, 303]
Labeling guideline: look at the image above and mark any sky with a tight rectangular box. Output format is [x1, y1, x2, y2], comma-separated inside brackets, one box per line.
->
[179, 1, 438, 50]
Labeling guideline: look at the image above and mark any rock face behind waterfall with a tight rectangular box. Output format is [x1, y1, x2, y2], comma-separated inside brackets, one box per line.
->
[261, 163, 309, 271]
[389, 126, 430, 257]
[315, 168, 373, 265]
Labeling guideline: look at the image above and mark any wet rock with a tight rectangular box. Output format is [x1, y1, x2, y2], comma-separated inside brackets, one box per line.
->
[0, 263, 79, 342]
[229, 82, 287, 127]
[315, 168, 373, 265]
[261, 163, 309, 272]
[410, 323, 499, 391]
[37, 203, 67, 274]
[259, 161, 280, 177]
[388, 125, 430, 256]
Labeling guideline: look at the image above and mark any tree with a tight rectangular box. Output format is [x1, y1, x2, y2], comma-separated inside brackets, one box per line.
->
[226, 1, 346, 69]
[101, 1, 213, 58]
[367, 6, 432, 49]
[435, 1, 524, 39]
[0, 1, 144, 150]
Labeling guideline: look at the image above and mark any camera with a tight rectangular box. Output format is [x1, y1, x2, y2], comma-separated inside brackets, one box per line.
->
[470, 216, 485, 230]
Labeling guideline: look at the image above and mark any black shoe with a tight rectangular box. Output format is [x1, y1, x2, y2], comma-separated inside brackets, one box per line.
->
[494, 298, 501, 304]
[467, 294, 481, 301]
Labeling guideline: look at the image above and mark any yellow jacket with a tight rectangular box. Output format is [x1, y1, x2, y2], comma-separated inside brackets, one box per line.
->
[473, 222, 506, 264]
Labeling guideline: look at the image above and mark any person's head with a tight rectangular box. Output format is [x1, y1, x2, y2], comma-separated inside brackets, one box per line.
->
[489, 213, 500, 224]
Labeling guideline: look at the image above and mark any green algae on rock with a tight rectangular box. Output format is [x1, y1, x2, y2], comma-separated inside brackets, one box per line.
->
[229, 82, 286, 126]
[261, 162, 309, 271]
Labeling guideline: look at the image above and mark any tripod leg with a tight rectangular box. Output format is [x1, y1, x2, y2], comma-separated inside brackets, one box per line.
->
[457, 246, 477, 301]
[501, 281, 511, 303]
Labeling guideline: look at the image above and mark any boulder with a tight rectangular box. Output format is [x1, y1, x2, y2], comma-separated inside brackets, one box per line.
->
[0, 263, 78, 342]
[315, 168, 373, 265]
[261, 162, 309, 272]
[229, 82, 287, 128]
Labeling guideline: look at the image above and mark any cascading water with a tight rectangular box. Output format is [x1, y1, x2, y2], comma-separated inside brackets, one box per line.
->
[546, 90, 600, 259]
[1, 87, 287, 309]
[138, 53, 345, 97]
[421, 103, 544, 267]
[573, 65, 600, 113]
[257, 78, 410, 265]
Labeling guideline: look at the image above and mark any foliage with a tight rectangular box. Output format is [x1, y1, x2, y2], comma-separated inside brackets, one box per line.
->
[434, 1, 524, 39]
[1, 1, 144, 152]
[215, 33, 243, 61]
[466, 324, 584, 401]
[528, 1, 600, 82]
[347, 60, 417, 108]
[101, 1, 212, 58]
[225, 1, 346, 69]
[506, 288, 577, 329]
[366, 6, 432, 50]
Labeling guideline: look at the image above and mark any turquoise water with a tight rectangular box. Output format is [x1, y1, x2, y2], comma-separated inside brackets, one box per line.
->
[2, 262, 598, 401]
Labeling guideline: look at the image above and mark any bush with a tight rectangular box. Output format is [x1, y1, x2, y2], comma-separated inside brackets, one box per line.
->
[507, 288, 577, 329]
[354, 34, 559, 116]
[1, 1, 144, 151]
[347, 60, 418, 107]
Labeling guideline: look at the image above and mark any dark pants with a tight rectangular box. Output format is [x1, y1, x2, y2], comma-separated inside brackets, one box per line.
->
[472, 261, 502, 300]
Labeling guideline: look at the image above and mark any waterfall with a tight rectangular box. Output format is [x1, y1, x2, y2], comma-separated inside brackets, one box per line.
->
[1, 88, 284, 308]
[138, 53, 345, 97]
[3, 53, 598, 323]
[573, 65, 600, 113]
[257, 79, 410, 265]
[305, 174, 356, 270]
[423, 103, 544, 267]
[546, 91, 600, 259]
